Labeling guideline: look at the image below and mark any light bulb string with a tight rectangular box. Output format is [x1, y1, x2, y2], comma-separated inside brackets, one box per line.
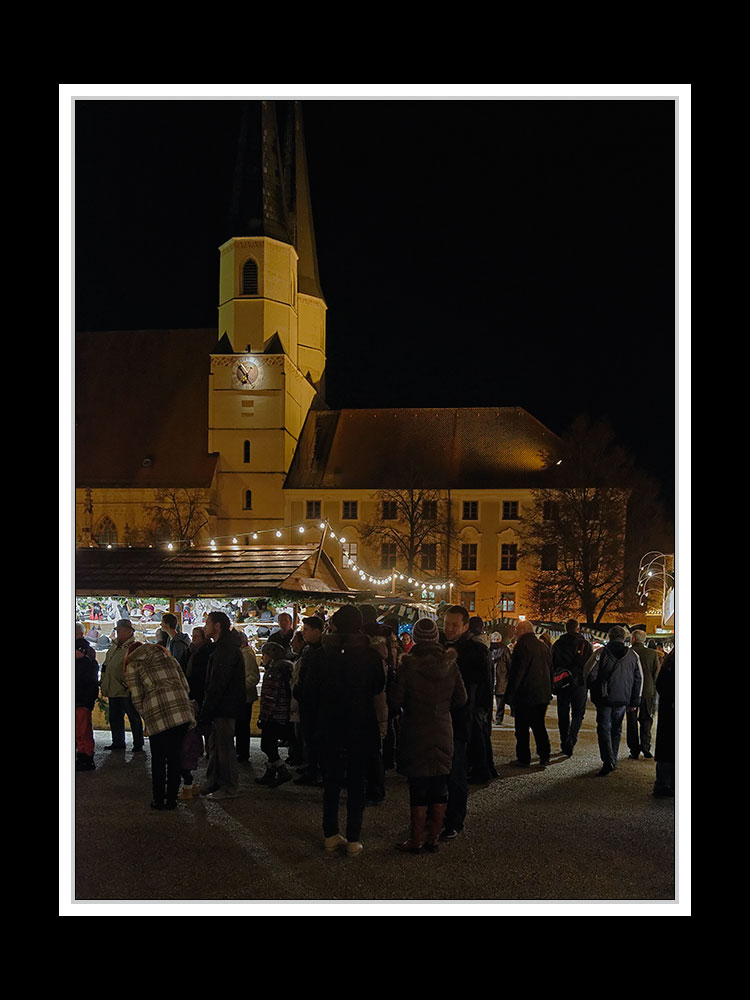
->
[103, 519, 455, 592]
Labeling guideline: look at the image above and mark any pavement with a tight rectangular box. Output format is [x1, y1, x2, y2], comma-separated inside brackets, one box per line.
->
[65, 703, 681, 913]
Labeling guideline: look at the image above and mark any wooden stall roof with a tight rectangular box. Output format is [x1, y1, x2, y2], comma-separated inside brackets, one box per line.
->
[75, 545, 351, 598]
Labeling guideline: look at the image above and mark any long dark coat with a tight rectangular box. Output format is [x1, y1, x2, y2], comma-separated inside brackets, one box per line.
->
[506, 632, 553, 708]
[654, 648, 675, 763]
[391, 642, 467, 777]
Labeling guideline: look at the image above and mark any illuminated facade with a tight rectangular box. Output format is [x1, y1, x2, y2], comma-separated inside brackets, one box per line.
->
[75, 100, 564, 622]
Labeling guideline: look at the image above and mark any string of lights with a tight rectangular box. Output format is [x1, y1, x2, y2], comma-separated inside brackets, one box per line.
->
[99, 520, 455, 594]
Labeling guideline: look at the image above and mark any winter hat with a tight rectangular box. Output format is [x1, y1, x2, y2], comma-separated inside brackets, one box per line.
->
[412, 618, 439, 644]
[490, 632, 502, 643]
[330, 604, 363, 633]
[261, 641, 286, 660]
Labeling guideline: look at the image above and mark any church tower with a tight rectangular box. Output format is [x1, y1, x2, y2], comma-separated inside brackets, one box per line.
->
[208, 101, 327, 542]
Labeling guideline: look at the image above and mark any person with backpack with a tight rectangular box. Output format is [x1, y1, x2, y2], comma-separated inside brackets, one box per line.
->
[551, 620, 593, 757]
[586, 626, 643, 777]
[161, 612, 192, 671]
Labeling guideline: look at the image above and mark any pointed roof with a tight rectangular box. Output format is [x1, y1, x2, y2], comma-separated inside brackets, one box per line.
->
[214, 332, 235, 354]
[227, 101, 324, 302]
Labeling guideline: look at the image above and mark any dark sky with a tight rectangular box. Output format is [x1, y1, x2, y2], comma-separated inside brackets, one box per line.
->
[74, 98, 676, 503]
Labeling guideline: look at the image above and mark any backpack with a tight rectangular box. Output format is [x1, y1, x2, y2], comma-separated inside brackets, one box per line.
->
[588, 650, 619, 705]
[552, 665, 573, 693]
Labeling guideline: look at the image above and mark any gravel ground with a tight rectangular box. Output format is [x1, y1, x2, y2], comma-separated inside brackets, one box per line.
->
[67, 703, 680, 913]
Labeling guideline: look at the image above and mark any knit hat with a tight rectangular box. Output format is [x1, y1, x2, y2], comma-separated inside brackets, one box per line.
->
[330, 604, 363, 633]
[412, 618, 439, 644]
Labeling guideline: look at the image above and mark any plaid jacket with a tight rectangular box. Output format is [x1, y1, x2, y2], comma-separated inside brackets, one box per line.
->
[125, 644, 195, 736]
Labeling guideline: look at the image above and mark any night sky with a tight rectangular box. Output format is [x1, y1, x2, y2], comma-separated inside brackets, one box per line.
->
[73, 97, 676, 504]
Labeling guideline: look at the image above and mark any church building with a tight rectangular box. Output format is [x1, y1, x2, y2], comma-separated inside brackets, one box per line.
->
[75, 101, 565, 622]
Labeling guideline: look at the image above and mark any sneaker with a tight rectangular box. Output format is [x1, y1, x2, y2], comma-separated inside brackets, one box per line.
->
[324, 833, 346, 852]
[438, 827, 460, 842]
[206, 789, 237, 801]
[346, 841, 364, 857]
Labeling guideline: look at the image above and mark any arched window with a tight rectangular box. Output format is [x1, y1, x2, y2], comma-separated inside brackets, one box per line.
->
[95, 516, 117, 546]
[243, 440, 251, 463]
[244, 490, 253, 510]
[242, 258, 258, 295]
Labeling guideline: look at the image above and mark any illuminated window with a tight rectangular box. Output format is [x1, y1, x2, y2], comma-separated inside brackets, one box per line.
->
[460, 591, 476, 613]
[500, 591, 515, 612]
[242, 258, 258, 294]
[342, 541, 357, 569]
[342, 501, 358, 520]
[461, 543, 477, 570]
[462, 501, 478, 520]
[501, 543, 518, 570]
[502, 501, 519, 520]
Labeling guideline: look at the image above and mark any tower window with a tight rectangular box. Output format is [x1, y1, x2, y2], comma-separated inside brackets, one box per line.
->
[244, 490, 253, 510]
[242, 258, 258, 295]
[243, 440, 251, 463]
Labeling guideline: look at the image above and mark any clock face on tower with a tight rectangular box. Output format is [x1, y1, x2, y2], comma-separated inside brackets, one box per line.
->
[232, 359, 260, 389]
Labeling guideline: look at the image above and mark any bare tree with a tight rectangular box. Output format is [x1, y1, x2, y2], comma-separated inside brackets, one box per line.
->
[142, 488, 215, 549]
[519, 416, 638, 625]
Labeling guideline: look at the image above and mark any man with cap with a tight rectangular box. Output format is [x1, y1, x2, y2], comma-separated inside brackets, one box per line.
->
[292, 616, 325, 786]
[99, 619, 145, 752]
[586, 626, 643, 776]
[306, 604, 386, 857]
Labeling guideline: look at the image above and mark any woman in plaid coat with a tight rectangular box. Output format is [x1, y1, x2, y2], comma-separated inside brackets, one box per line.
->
[125, 642, 196, 809]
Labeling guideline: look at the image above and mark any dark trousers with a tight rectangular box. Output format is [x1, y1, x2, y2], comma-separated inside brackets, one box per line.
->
[108, 696, 144, 748]
[235, 700, 256, 760]
[366, 742, 385, 802]
[444, 738, 468, 833]
[321, 745, 367, 842]
[150, 723, 189, 806]
[596, 704, 627, 767]
[260, 720, 291, 765]
[626, 696, 655, 754]
[513, 704, 551, 764]
[408, 775, 448, 807]
[495, 694, 507, 724]
[556, 684, 588, 750]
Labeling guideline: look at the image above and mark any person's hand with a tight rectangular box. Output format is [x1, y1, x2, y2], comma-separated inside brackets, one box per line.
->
[75, 649, 84, 659]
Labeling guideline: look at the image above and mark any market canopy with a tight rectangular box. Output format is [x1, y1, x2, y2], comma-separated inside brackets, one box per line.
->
[75, 544, 354, 599]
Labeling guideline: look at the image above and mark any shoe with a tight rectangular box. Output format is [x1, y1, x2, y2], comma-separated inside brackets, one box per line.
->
[629, 753, 640, 760]
[150, 801, 165, 810]
[539, 758, 550, 767]
[346, 841, 364, 857]
[254, 768, 275, 786]
[424, 803, 447, 853]
[643, 750, 653, 759]
[366, 798, 385, 806]
[268, 765, 292, 787]
[105, 744, 126, 751]
[597, 764, 614, 777]
[438, 827, 460, 842]
[132, 746, 145, 753]
[324, 833, 346, 852]
[198, 784, 219, 796]
[395, 806, 427, 854]
[75, 754, 96, 771]
[206, 789, 237, 800]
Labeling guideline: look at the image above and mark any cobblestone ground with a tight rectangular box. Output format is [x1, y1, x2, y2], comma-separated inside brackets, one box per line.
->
[67, 703, 680, 913]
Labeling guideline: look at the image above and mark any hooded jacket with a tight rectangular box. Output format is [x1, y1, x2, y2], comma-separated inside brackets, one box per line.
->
[259, 655, 293, 724]
[586, 642, 643, 708]
[75, 639, 100, 710]
[551, 631, 593, 687]
[391, 642, 467, 777]
[198, 628, 246, 723]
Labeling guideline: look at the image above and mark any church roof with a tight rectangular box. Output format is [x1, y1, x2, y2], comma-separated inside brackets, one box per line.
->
[75, 545, 350, 597]
[75, 329, 219, 489]
[227, 101, 324, 302]
[284, 407, 564, 490]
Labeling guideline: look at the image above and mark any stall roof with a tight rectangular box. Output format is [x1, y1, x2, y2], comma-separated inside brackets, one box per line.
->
[75, 545, 352, 598]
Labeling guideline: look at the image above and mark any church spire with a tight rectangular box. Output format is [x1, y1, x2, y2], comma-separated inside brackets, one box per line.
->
[226, 101, 324, 303]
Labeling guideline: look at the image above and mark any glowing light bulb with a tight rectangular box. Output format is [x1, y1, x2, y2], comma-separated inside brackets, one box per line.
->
[167, 543, 173, 550]
[252, 533, 258, 540]
[276, 530, 282, 538]
[232, 537, 238, 544]
[298, 526, 305, 533]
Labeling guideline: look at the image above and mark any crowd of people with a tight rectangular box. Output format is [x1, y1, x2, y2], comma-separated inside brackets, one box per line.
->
[75, 607, 676, 856]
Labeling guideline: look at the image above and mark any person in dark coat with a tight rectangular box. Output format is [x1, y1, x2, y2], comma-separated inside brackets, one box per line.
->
[585, 626, 643, 777]
[505, 621, 553, 767]
[255, 642, 294, 787]
[627, 629, 662, 759]
[197, 612, 246, 799]
[75, 629, 100, 771]
[390, 617, 467, 853]
[306, 604, 386, 857]
[653, 647, 675, 797]
[185, 627, 211, 709]
[552, 619, 593, 757]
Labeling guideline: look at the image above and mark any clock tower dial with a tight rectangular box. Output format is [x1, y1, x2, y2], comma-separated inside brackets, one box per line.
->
[232, 358, 260, 389]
